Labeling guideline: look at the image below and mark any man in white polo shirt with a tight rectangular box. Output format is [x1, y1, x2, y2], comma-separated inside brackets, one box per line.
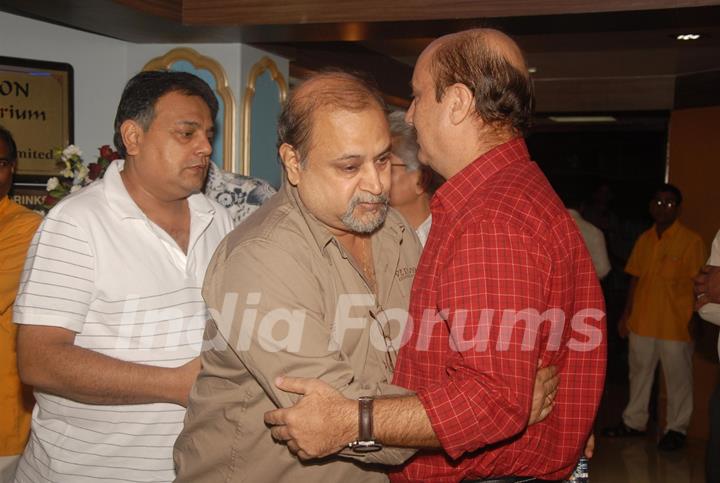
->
[12, 71, 234, 483]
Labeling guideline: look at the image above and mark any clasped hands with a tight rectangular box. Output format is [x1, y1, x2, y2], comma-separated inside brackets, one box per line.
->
[694, 265, 720, 309]
[263, 363, 560, 461]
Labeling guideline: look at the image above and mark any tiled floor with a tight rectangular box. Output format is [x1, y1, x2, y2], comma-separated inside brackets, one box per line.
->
[590, 316, 713, 483]
[591, 435, 707, 483]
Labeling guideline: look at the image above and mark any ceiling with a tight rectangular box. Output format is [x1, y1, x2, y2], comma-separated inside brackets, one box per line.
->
[3, 0, 720, 127]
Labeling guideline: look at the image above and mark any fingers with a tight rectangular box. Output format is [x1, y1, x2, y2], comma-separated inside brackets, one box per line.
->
[286, 439, 312, 461]
[545, 371, 559, 391]
[584, 433, 595, 459]
[270, 424, 292, 442]
[264, 407, 290, 426]
[274, 376, 315, 395]
[546, 386, 558, 404]
[287, 439, 300, 455]
[538, 401, 555, 421]
[696, 293, 709, 310]
[547, 365, 558, 378]
[537, 365, 557, 381]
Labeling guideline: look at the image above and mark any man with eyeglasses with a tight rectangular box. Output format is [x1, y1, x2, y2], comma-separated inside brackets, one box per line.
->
[387, 109, 443, 247]
[605, 183, 705, 451]
[0, 126, 41, 483]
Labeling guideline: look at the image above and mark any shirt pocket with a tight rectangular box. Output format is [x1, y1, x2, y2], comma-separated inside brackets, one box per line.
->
[658, 252, 684, 280]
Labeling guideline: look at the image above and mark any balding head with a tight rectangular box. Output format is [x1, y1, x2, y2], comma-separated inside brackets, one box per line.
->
[277, 71, 386, 166]
[425, 28, 534, 135]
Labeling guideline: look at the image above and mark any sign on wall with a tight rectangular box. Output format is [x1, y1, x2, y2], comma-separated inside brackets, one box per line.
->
[0, 56, 73, 177]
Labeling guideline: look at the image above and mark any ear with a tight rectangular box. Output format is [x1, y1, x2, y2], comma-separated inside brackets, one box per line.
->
[413, 170, 426, 196]
[446, 83, 475, 126]
[120, 120, 143, 157]
[279, 143, 302, 186]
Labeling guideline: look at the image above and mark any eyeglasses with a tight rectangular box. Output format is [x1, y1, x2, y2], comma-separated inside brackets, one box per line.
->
[368, 306, 399, 374]
[0, 159, 14, 169]
[653, 199, 677, 208]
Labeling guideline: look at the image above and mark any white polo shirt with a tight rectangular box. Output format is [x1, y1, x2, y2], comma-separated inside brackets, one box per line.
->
[13, 160, 234, 483]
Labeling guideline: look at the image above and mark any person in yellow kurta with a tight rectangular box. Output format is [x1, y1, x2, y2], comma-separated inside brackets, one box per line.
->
[605, 183, 705, 451]
[0, 126, 41, 482]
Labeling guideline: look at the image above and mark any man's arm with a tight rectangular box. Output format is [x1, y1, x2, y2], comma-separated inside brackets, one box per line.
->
[18, 325, 199, 406]
[13, 212, 199, 407]
[617, 276, 638, 338]
[591, 230, 611, 280]
[266, 362, 558, 460]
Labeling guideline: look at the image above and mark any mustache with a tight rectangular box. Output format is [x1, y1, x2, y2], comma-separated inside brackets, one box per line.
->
[348, 193, 389, 208]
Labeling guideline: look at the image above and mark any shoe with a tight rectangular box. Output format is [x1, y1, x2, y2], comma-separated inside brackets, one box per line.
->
[658, 430, 686, 451]
[602, 422, 646, 437]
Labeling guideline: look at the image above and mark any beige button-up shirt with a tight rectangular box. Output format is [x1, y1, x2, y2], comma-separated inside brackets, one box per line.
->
[175, 182, 422, 482]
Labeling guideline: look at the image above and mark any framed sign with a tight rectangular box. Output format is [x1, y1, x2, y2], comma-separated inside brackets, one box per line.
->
[0, 56, 73, 177]
[143, 48, 236, 172]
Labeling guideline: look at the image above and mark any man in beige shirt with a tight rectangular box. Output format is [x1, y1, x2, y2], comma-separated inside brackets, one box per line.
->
[174, 72, 422, 482]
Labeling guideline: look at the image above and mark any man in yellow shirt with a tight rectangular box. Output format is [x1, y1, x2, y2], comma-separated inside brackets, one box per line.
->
[605, 183, 705, 451]
[0, 126, 41, 482]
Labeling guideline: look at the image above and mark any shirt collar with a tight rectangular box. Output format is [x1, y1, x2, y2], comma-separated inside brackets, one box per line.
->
[104, 159, 215, 220]
[432, 137, 529, 217]
[653, 219, 681, 240]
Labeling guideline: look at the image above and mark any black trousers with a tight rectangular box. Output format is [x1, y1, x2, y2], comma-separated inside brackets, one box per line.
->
[463, 478, 559, 483]
[709, 380, 720, 483]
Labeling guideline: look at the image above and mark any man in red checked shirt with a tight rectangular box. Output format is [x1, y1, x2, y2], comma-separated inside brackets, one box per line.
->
[265, 28, 607, 483]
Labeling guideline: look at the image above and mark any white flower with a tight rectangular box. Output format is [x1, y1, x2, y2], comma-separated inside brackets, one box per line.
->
[46, 177, 59, 191]
[70, 185, 81, 193]
[74, 164, 89, 184]
[60, 166, 73, 178]
[62, 144, 82, 159]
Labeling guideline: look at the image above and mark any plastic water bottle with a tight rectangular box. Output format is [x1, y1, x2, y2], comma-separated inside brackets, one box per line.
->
[566, 456, 589, 482]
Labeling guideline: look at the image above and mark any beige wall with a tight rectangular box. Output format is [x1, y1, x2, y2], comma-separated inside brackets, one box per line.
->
[668, 106, 720, 439]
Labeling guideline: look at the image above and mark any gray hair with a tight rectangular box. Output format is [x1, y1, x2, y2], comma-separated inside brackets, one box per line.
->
[388, 110, 421, 171]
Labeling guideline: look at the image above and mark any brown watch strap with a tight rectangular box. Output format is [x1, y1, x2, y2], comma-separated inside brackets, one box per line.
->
[358, 397, 374, 441]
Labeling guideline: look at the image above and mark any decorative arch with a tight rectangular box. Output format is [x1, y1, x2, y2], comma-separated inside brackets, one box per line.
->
[242, 56, 288, 176]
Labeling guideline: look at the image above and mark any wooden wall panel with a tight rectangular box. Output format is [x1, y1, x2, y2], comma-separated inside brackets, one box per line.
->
[113, 0, 182, 22]
[534, 76, 675, 112]
[182, 0, 720, 26]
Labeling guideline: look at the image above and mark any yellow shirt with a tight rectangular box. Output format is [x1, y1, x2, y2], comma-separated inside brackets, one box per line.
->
[625, 220, 706, 341]
[0, 196, 41, 455]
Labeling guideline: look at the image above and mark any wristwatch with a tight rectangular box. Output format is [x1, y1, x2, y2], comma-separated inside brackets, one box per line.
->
[348, 396, 382, 453]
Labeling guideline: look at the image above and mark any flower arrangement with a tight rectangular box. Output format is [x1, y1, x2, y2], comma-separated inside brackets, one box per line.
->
[44, 144, 120, 209]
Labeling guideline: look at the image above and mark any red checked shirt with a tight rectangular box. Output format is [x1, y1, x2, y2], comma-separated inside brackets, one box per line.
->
[390, 138, 607, 482]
